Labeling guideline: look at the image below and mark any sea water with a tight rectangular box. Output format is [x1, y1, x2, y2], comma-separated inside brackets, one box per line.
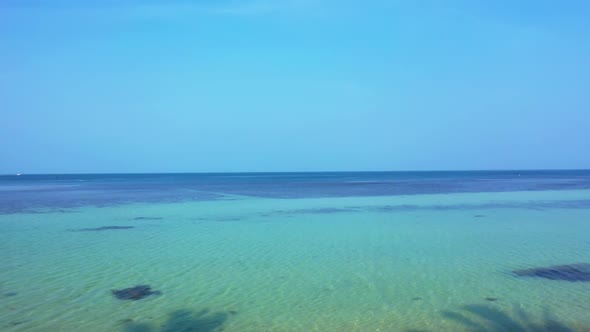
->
[2, 171, 590, 331]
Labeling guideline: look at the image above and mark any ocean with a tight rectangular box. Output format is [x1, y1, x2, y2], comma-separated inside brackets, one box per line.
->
[2, 171, 590, 331]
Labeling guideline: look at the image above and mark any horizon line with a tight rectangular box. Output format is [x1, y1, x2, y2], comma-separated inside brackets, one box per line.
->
[2, 168, 590, 176]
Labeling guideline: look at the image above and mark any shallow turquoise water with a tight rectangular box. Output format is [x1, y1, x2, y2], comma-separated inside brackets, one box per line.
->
[2, 189, 590, 331]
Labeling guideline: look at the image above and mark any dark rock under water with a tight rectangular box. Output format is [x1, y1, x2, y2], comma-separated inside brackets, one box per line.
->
[513, 263, 590, 282]
[132, 217, 163, 221]
[71, 226, 135, 232]
[111, 285, 161, 300]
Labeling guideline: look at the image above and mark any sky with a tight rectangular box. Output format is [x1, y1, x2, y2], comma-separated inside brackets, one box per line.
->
[1, 0, 589, 173]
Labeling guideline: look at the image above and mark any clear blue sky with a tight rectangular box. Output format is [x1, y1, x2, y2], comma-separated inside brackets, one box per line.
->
[1, 0, 589, 173]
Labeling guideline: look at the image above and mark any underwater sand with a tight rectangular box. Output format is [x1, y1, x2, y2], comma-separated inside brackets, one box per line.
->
[2, 173, 590, 331]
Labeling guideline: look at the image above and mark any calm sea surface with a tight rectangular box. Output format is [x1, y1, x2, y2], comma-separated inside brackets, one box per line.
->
[2, 171, 590, 331]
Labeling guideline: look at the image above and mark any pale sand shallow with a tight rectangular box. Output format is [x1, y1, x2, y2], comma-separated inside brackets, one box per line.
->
[2, 190, 590, 331]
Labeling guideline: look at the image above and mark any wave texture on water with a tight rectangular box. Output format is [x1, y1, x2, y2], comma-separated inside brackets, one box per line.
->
[2, 170, 590, 214]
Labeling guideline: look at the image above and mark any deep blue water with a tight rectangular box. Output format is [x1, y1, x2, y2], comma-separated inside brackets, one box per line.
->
[1, 170, 590, 214]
